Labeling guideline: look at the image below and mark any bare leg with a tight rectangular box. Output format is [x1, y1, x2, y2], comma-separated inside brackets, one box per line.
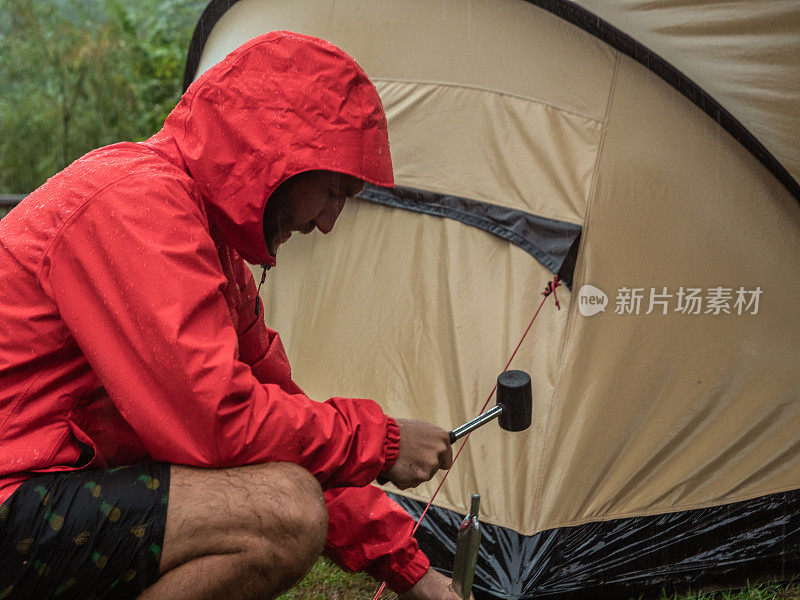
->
[138, 462, 328, 600]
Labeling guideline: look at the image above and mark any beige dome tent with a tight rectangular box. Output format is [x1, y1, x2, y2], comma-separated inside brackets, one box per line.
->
[183, 1, 800, 597]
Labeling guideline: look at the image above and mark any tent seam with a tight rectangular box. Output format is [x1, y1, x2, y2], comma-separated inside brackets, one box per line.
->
[359, 186, 582, 277]
[529, 51, 620, 528]
[521, 0, 800, 203]
[394, 179, 583, 226]
[371, 77, 604, 124]
[389, 480, 800, 537]
[529, 481, 800, 534]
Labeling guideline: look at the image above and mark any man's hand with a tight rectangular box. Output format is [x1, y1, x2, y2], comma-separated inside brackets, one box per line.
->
[399, 568, 474, 600]
[382, 418, 452, 489]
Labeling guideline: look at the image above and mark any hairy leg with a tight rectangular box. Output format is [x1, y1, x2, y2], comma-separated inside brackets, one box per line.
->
[138, 462, 327, 600]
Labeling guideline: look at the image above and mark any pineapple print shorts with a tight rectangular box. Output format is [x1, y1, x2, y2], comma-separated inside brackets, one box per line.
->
[0, 462, 170, 600]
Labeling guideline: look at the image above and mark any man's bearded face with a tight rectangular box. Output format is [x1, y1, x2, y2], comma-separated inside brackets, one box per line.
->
[262, 171, 365, 258]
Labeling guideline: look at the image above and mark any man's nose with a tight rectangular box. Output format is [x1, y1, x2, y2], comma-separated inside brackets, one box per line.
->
[314, 199, 346, 234]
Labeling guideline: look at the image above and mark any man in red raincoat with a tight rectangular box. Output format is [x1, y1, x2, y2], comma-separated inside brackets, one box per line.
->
[0, 32, 465, 599]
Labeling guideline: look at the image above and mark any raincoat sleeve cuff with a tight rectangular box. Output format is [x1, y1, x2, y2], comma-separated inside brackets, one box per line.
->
[384, 547, 431, 594]
[384, 417, 400, 471]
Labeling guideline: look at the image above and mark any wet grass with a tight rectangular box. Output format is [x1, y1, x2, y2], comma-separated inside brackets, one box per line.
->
[654, 578, 800, 600]
[276, 557, 397, 600]
[278, 559, 800, 600]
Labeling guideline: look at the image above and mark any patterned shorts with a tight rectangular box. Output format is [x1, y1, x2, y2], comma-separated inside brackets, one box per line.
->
[0, 462, 170, 600]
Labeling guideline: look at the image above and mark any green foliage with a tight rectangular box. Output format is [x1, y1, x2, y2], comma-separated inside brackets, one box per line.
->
[0, 0, 206, 193]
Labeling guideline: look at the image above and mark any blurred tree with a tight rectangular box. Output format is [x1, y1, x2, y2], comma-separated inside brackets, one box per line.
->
[0, 0, 206, 194]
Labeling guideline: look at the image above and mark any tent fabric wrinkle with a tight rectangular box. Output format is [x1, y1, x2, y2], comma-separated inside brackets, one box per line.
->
[372, 79, 602, 225]
[372, 78, 606, 124]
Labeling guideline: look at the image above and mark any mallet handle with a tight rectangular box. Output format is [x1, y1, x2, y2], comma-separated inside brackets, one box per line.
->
[448, 404, 504, 444]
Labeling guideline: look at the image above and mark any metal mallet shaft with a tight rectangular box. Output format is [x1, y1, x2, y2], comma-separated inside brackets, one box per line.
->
[448, 370, 532, 444]
[449, 405, 503, 443]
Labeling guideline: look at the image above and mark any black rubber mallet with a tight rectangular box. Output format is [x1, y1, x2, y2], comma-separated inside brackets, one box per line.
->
[377, 370, 532, 485]
[448, 369, 532, 443]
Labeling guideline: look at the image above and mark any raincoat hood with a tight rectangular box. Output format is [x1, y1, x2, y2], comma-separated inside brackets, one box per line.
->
[150, 31, 394, 265]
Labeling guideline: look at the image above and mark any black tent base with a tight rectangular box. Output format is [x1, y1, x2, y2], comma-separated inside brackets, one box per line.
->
[388, 488, 800, 599]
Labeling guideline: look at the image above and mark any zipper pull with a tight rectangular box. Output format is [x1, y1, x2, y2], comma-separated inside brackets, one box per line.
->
[255, 263, 268, 316]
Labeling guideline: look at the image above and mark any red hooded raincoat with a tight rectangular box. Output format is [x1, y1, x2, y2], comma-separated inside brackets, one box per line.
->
[0, 32, 428, 591]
